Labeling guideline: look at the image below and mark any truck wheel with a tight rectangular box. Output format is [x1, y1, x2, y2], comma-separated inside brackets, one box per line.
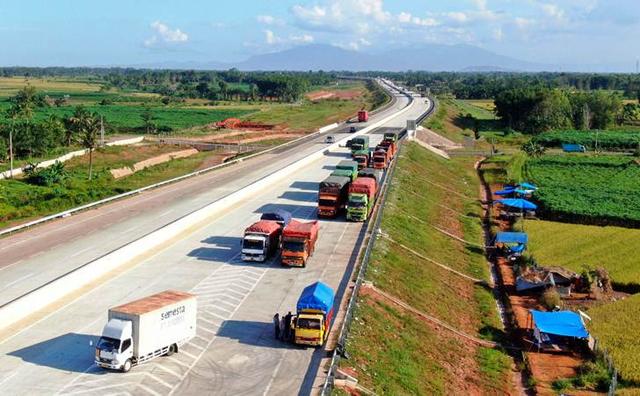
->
[166, 343, 178, 356]
[122, 359, 132, 373]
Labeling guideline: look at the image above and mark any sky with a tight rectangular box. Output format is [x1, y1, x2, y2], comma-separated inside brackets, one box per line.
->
[1, 0, 639, 68]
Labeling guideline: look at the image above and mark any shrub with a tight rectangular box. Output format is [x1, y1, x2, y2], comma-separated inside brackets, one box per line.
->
[541, 288, 561, 310]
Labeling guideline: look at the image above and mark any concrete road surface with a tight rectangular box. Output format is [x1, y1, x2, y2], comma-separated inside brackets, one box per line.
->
[0, 93, 429, 395]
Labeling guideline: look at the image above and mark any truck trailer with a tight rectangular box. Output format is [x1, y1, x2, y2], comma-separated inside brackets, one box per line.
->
[281, 220, 319, 267]
[333, 160, 358, 181]
[241, 220, 282, 262]
[276, 281, 335, 347]
[318, 176, 350, 218]
[95, 290, 197, 372]
[351, 149, 371, 170]
[260, 209, 292, 227]
[346, 177, 377, 222]
[357, 109, 369, 122]
[350, 136, 370, 152]
[358, 167, 382, 185]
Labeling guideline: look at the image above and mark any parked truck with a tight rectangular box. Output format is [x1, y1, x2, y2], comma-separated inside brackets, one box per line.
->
[352, 149, 371, 170]
[358, 167, 382, 185]
[357, 109, 369, 122]
[276, 281, 335, 347]
[346, 177, 377, 222]
[383, 131, 399, 143]
[350, 136, 370, 152]
[281, 220, 319, 267]
[372, 147, 391, 170]
[241, 220, 282, 262]
[331, 160, 358, 181]
[95, 290, 197, 372]
[318, 176, 350, 218]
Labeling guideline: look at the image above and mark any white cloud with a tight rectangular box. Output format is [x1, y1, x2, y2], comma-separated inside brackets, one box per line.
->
[264, 30, 315, 46]
[264, 29, 280, 45]
[144, 21, 188, 47]
[493, 27, 503, 41]
[471, 0, 488, 11]
[291, 34, 315, 43]
[541, 4, 566, 21]
[446, 12, 469, 23]
[257, 15, 285, 26]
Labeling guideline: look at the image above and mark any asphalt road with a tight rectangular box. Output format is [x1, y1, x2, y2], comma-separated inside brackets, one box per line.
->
[0, 90, 430, 395]
[0, 90, 407, 307]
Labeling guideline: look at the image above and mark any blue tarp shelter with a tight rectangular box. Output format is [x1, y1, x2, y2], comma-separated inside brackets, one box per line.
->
[297, 281, 335, 312]
[495, 232, 528, 244]
[495, 188, 516, 196]
[519, 182, 538, 190]
[530, 310, 589, 339]
[497, 198, 537, 210]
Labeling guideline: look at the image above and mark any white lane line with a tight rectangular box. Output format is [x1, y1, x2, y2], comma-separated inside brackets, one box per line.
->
[0, 259, 23, 273]
[70, 246, 92, 258]
[136, 383, 162, 396]
[0, 371, 18, 386]
[197, 316, 219, 326]
[262, 350, 287, 396]
[198, 326, 218, 335]
[4, 272, 35, 288]
[186, 342, 205, 351]
[65, 383, 136, 395]
[180, 350, 197, 360]
[158, 209, 174, 217]
[155, 364, 182, 379]
[146, 373, 173, 389]
[166, 357, 190, 369]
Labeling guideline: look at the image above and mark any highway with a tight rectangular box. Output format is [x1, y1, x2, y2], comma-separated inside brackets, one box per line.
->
[0, 85, 430, 395]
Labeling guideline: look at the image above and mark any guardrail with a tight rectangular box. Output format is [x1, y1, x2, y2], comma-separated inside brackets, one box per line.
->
[0, 86, 415, 332]
[320, 89, 436, 395]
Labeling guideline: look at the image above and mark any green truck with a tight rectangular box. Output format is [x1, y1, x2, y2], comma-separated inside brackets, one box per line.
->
[350, 136, 370, 153]
[331, 160, 358, 181]
[346, 177, 377, 221]
[383, 131, 399, 143]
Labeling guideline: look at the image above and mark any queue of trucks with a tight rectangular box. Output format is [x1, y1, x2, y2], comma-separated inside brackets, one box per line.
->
[96, 122, 399, 369]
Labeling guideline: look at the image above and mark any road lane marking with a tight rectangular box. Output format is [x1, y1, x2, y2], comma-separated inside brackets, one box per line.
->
[155, 364, 182, 379]
[4, 272, 35, 288]
[145, 373, 172, 389]
[70, 246, 92, 258]
[262, 350, 287, 396]
[135, 383, 162, 396]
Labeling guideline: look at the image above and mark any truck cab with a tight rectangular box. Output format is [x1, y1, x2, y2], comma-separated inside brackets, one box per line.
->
[96, 319, 134, 372]
[292, 282, 335, 347]
[352, 149, 370, 170]
[350, 136, 369, 152]
[346, 193, 369, 221]
[294, 311, 328, 346]
[241, 234, 268, 261]
[241, 220, 282, 262]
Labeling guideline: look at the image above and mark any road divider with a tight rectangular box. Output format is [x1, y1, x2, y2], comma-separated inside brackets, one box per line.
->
[0, 89, 417, 332]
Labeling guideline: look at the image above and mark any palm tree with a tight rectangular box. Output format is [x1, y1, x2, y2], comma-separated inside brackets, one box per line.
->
[65, 105, 91, 146]
[81, 115, 100, 180]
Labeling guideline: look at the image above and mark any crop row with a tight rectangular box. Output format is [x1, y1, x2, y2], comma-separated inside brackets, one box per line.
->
[533, 130, 640, 151]
[525, 155, 640, 226]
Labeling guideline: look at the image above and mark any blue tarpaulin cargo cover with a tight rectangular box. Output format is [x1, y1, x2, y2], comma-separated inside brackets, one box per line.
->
[495, 232, 528, 244]
[497, 198, 538, 210]
[519, 182, 538, 190]
[297, 281, 335, 313]
[530, 310, 589, 339]
[260, 209, 292, 226]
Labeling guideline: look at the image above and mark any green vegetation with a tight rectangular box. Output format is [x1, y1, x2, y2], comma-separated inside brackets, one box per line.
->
[524, 155, 640, 226]
[589, 294, 640, 386]
[533, 129, 640, 151]
[341, 143, 511, 395]
[522, 219, 640, 288]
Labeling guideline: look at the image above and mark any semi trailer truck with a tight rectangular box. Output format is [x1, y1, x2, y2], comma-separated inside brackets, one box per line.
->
[372, 147, 391, 169]
[95, 290, 197, 372]
[357, 110, 369, 122]
[318, 176, 350, 218]
[241, 220, 282, 262]
[346, 177, 377, 222]
[281, 220, 319, 267]
[350, 136, 370, 152]
[275, 281, 335, 347]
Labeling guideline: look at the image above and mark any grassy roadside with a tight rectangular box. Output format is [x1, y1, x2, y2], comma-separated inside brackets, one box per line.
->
[338, 143, 512, 395]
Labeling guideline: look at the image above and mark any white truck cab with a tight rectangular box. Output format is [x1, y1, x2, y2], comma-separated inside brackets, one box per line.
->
[96, 319, 134, 371]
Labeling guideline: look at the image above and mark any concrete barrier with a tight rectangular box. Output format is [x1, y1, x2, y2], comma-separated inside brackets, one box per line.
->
[0, 95, 417, 331]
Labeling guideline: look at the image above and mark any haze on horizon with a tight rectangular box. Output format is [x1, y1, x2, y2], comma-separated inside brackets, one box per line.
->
[1, 0, 639, 71]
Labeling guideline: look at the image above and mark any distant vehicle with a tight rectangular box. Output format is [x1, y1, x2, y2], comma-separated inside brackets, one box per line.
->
[324, 135, 335, 144]
[562, 144, 586, 153]
[357, 110, 369, 122]
[95, 290, 197, 372]
[349, 126, 357, 133]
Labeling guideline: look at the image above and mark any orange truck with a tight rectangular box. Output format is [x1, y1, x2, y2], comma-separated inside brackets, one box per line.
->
[281, 220, 319, 267]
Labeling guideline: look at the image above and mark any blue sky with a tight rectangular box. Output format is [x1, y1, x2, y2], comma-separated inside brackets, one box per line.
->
[1, 0, 639, 68]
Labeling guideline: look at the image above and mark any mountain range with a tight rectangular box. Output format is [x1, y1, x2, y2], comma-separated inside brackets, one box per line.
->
[133, 44, 633, 73]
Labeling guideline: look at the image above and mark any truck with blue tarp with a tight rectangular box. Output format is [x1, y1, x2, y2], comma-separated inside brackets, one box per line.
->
[274, 281, 335, 346]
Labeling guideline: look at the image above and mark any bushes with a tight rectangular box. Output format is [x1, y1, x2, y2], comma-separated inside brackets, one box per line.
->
[533, 130, 640, 151]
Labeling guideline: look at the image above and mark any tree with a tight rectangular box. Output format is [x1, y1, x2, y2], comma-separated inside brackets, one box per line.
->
[81, 115, 101, 180]
[521, 140, 547, 157]
[65, 105, 91, 146]
[140, 105, 157, 134]
[5, 86, 38, 177]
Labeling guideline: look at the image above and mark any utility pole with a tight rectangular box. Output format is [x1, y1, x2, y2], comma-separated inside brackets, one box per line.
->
[100, 115, 105, 146]
[9, 123, 13, 179]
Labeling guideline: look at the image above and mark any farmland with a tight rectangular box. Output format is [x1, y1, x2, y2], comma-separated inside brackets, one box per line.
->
[340, 143, 512, 395]
[524, 155, 640, 226]
[522, 219, 640, 289]
[533, 129, 640, 151]
[588, 294, 640, 386]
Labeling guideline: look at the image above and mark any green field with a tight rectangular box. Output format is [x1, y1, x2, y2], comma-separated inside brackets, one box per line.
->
[340, 143, 511, 395]
[524, 155, 640, 226]
[533, 129, 640, 151]
[588, 294, 640, 386]
[521, 219, 640, 289]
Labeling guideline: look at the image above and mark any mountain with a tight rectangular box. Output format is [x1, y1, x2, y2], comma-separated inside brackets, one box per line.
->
[231, 43, 550, 72]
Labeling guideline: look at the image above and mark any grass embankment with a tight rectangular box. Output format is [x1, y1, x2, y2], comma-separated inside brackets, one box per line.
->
[340, 143, 512, 395]
[423, 98, 526, 147]
[0, 144, 220, 228]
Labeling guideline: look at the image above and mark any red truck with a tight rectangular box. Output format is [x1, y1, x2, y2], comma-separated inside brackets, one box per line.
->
[318, 176, 350, 218]
[379, 140, 397, 157]
[346, 177, 377, 221]
[372, 146, 392, 169]
[241, 220, 282, 262]
[281, 220, 319, 267]
[357, 110, 369, 122]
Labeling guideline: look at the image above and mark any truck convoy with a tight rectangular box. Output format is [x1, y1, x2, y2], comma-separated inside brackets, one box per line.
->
[372, 147, 391, 169]
[318, 176, 350, 218]
[95, 290, 197, 372]
[276, 281, 335, 347]
[352, 149, 371, 170]
[357, 109, 369, 122]
[241, 220, 283, 262]
[350, 136, 370, 152]
[332, 160, 358, 181]
[281, 220, 319, 267]
[346, 176, 378, 222]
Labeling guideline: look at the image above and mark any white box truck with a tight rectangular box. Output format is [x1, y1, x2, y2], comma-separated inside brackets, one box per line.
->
[95, 290, 197, 372]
